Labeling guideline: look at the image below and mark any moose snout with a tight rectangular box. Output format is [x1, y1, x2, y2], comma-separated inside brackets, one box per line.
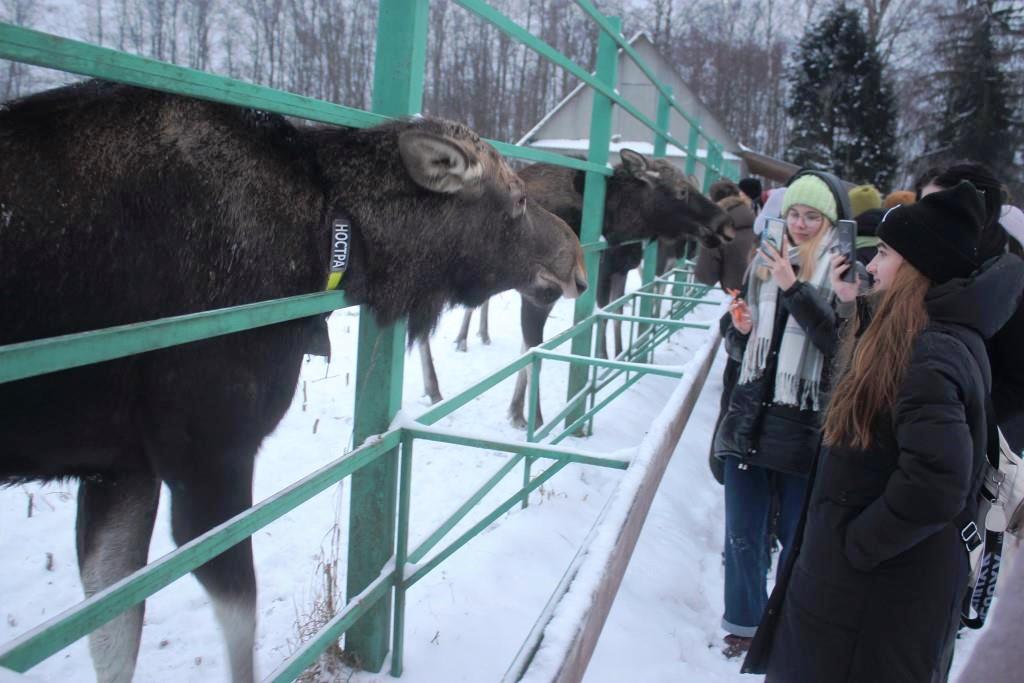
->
[574, 269, 589, 296]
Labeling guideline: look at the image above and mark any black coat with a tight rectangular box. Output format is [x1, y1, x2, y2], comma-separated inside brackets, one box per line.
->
[714, 279, 838, 475]
[984, 256, 1024, 450]
[744, 260, 1024, 683]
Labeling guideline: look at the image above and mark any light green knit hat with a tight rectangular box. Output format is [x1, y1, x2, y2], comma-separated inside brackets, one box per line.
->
[782, 175, 837, 224]
[849, 184, 882, 217]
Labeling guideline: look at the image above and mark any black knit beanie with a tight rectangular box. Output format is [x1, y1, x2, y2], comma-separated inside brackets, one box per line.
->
[739, 177, 762, 202]
[876, 180, 985, 284]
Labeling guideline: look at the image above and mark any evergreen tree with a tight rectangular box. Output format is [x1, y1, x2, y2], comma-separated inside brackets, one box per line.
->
[786, 4, 899, 190]
[930, 0, 1022, 197]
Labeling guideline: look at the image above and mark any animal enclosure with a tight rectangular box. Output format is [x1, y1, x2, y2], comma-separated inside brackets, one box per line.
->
[0, 2, 736, 681]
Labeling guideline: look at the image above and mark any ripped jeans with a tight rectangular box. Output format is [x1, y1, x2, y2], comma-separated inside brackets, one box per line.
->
[722, 457, 807, 637]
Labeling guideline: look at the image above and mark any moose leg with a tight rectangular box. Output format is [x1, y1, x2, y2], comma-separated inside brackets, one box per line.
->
[168, 456, 257, 683]
[509, 299, 552, 429]
[609, 271, 628, 359]
[419, 339, 443, 404]
[455, 309, 473, 352]
[593, 264, 614, 360]
[478, 300, 491, 345]
[76, 470, 161, 683]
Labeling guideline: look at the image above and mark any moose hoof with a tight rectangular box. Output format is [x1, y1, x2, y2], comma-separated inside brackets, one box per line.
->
[455, 340, 468, 352]
[509, 413, 528, 430]
[427, 392, 443, 405]
[479, 335, 492, 346]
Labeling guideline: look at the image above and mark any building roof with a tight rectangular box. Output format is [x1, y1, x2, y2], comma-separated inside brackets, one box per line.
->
[517, 33, 742, 173]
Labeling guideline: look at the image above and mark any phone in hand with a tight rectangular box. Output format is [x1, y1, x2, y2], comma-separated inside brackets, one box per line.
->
[761, 218, 786, 258]
[835, 219, 858, 283]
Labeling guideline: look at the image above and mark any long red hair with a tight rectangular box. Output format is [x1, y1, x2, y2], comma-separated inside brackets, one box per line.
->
[823, 263, 931, 449]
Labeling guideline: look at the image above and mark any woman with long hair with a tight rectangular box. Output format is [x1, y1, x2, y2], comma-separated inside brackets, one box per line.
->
[714, 172, 846, 658]
[742, 181, 1024, 681]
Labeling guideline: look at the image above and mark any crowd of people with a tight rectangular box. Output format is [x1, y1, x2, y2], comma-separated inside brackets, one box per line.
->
[693, 161, 1024, 682]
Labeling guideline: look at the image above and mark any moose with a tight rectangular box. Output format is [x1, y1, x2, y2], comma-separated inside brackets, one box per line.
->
[416, 151, 732, 408]
[0, 81, 586, 683]
[505, 150, 733, 427]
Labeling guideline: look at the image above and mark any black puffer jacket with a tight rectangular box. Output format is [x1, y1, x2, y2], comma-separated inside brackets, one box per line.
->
[744, 261, 1024, 683]
[978, 256, 1024, 450]
[714, 278, 838, 475]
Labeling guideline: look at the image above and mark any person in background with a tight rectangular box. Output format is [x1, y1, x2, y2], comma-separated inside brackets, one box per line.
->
[849, 184, 882, 218]
[696, 180, 758, 485]
[697, 180, 757, 292]
[739, 177, 764, 213]
[918, 162, 1007, 259]
[743, 181, 1024, 682]
[883, 190, 916, 210]
[713, 173, 844, 659]
[917, 161, 1024, 450]
[849, 184, 885, 266]
[913, 166, 943, 199]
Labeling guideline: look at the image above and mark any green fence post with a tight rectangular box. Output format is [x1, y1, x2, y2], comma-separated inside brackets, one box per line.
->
[642, 87, 671, 362]
[564, 14, 620, 432]
[639, 239, 660, 363]
[653, 87, 671, 160]
[346, 0, 428, 672]
[684, 124, 700, 178]
[702, 142, 719, 194]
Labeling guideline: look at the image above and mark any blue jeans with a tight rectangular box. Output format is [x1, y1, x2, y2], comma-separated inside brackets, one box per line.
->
[722, 457, 807, 637]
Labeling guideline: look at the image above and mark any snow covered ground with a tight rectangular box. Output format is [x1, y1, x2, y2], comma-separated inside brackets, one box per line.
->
[0, 273, 984, 682]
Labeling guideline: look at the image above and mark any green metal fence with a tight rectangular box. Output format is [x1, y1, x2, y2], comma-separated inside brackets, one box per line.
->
[0, 1, 734, 679]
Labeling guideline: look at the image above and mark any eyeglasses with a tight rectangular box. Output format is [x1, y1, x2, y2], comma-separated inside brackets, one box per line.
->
[786, 208, 824, 225]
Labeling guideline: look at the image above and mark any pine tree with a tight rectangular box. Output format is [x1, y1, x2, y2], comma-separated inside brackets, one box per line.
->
[786, 4, 899, 190]
[930, 0, 1022, 196]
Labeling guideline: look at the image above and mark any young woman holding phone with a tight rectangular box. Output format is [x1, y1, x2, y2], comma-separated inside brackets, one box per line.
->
[714, 173, 846, 657]
[743, 181, 1024, 681]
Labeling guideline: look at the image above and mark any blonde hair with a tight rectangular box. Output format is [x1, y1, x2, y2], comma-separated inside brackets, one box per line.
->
[823, 262, 931, 449]
[756, 218, 833, 282]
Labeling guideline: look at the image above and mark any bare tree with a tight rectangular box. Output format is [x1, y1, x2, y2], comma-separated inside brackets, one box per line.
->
[1, 0, 39, 100]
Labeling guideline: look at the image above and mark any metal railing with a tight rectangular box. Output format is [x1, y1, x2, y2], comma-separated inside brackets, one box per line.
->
[0, 1, 732, 679]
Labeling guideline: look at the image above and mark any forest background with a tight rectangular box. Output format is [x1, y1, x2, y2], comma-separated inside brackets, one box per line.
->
[2, 0, 1022, 195]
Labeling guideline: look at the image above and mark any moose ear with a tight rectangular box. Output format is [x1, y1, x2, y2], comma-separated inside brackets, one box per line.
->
[619, 148, 649, 178]
[398, 130, 483, 194]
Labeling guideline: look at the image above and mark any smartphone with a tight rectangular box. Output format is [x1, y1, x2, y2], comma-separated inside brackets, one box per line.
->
[835, 219, 857, 283]
[760, 217, 786, 261]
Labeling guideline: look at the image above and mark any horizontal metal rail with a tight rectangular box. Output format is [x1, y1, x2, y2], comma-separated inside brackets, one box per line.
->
[402, 458, 571, 589]
[452, 1, 696, 159]
[532, 348, 685, 379]
[267, 565, 396, 683]
[414, 353, 535, 426]
[0, 22, 608, 176]
[630, 291, 719, 305]
[573, 1, 705, 137]
[0, 290, 350, 385]
[0, 0, 735, 673]
[0, 429, 402, 673]
[405, 427, 630, 472]
[595, 311, 711, 329]
[407, 453, 526, 565]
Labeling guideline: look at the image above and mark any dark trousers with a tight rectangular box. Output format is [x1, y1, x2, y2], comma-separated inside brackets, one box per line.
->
[722, 458, 808, 637]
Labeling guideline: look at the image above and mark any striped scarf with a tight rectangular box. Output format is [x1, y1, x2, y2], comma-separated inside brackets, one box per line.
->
[738, 228, 837, 411]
